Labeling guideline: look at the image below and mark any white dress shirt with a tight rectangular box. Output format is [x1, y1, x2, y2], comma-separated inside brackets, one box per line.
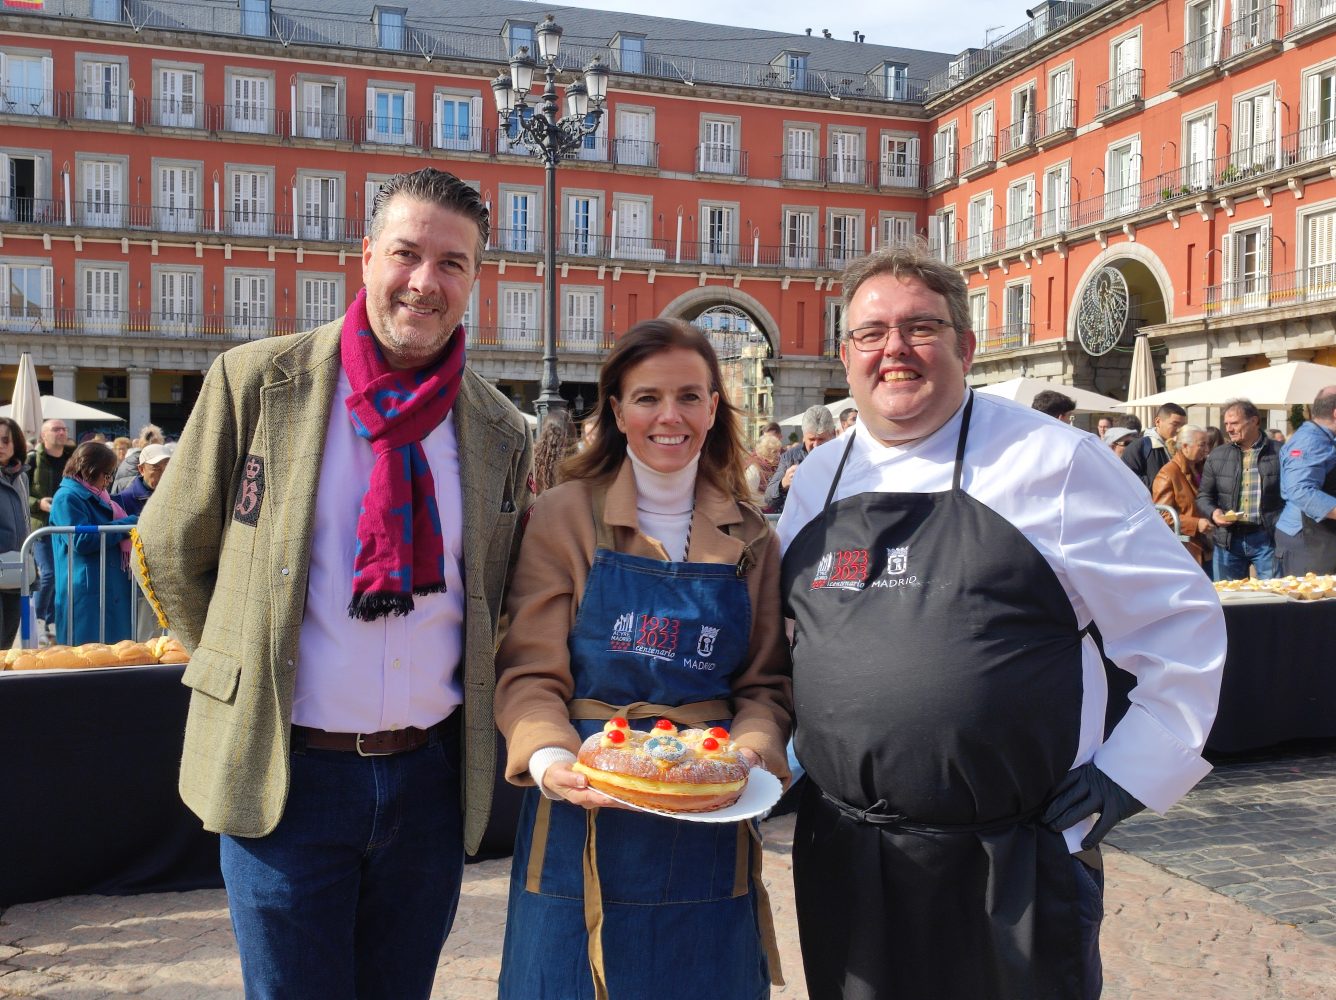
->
[778, 391, 1225, 852]
[291, 368, 466, 733]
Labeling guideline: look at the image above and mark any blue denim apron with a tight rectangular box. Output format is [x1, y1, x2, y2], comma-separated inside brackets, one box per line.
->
[499, 502, 776, 1000]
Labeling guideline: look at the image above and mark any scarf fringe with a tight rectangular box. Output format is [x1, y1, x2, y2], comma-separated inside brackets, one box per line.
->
[413, 582, 448, 597]
[347, 591, 415, 622]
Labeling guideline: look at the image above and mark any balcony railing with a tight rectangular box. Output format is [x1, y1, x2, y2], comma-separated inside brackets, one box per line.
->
[999, 115, 1037, 154]
[0, 307, 299, 341]
[824, 155, 870, 187]
[73, 88, 131, 123]
[1222, 5, 1283, 60]
[778, 152, 822, 183]
[1170, 34, 1217, 86]
[611, 138, 659, 169]
[1036, 100, 1076, 142]
[879, 159, 924, 190]
[0, 86, 57, 118]
[1096, 69, 1143, 117]
[1204, 265, 1336, 316]
[961, 135, 997, 174]
[695, 145, 748, 177]
[466, 327, 616, 353]
[6, 0, 931, 105]
[977, 323, 1033, 352]
[0, 195, 65, 225]
[1290, 0, 1336, 34]
[142, 95, 204, 130]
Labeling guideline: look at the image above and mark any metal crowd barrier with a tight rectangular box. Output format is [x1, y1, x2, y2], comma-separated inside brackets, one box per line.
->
[1153, 503, 1188, 544]
[10, 524, 138, 649]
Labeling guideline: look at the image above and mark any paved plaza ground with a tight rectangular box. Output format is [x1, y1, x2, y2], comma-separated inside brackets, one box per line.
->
[3, 741, 1334, 999]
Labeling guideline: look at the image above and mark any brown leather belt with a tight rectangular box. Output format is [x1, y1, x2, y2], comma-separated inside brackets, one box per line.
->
[293, 723, 435, 757]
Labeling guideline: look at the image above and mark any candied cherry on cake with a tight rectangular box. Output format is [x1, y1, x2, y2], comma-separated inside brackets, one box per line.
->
[654, 719, 675, 731]
[606, 729, 627, 745]
[701, 737, 720, 751]
[707, 726, 730, 740]
[611, 717, 628, 728]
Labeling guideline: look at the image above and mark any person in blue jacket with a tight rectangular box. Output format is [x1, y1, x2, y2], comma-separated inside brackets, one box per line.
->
[49, 442, 138, 645]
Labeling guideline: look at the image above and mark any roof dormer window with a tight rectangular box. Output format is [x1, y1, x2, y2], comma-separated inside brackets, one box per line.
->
[375, 8, 407, 51]
[504, 20, 535, 58]
[613, 32, 645, 74]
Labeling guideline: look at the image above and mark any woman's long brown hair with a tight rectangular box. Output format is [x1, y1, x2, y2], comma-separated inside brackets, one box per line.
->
[560, 318, 752, 503]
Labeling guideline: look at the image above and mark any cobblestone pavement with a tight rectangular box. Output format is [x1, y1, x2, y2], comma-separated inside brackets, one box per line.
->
[1106, 740, 1336, 945]
[4, 748, 1336, 998]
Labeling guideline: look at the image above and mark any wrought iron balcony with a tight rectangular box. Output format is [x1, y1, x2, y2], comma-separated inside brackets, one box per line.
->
[1222, 5, 1283, 64]
[977, 323, 1033, 353]
[1170, 34, 1218, 89]
[695, 145, 749, 178]
[1035, 100, 1077, 145]
[1095, 69, 1143, 121]
[1204, 266, 1336, 316]
[960, 134, 997, 177]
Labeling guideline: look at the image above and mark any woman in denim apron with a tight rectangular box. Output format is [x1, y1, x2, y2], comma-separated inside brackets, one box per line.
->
[495, 320, 792, 1000]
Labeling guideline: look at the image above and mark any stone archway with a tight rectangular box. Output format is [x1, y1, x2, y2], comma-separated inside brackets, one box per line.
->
[1068, 245, 1174, 400]
[659, 286, 782, 359]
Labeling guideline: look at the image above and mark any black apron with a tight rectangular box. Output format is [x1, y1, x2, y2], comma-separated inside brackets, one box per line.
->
[1290, 462, 1336, 575]
[781, 392, 1087, 1000]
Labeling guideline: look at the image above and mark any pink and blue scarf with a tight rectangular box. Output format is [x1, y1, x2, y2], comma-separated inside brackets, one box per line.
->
[340, 288, 465, 621]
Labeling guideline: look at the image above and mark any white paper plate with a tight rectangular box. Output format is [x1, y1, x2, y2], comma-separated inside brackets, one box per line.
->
[589, 768, 783, 823]
[1216, 589, 1290, 604]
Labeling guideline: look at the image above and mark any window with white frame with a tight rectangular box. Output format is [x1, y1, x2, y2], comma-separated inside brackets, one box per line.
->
[157, 67, 198, 128]
[784, 125, 817, 181]
[502, 189, 538, 252]
[298, 274, 343, 329]
[784, 208, 815, 267]
[1009, 84, 1036, 149]
[1233, 89, 1275, 171]
[878, 213, 915, 251]
[828, 210, 860, 265]
[972, 104, 994, 143]
[0, 261, 53, 326]
[499, 284, 539, 348]
[565, 193, 599, 255]
[1004, 281, 1031, 340]
[156, 162, 200, 233]
[699, 117, 738, 174]
[969, 289, 988, 342]
[563, 286, 602, 352]
[300, 174, 340, 241]
[786, 52, 808, 90]
[367, 84, 412, 145]
[1184, 0, 1215, 76]
[435, 91, 480, 151]
[299, 79, 341, 140]
[90, 0, 120, 21]
[1302, 66, 1336, 161]
[880, 133, 919, 188]
[967, 192, 993, 258]
[574, 110, 608, 162]
[1183, 110, 1215, 190]
[616, 108, 653, 166]
[506, 22, 534, 57]
[614, 196, 654, 259]
[81, 159, 123, 228]
[376, 8, 406, 50]
[228, 168, 271, 236]
[1006, 178, 1035, 247]
[618, 34, 645, 74]
[828, 130, 863, 185]
[1110, 32, 1142, 105]
[229, 73, 271, 133]
[1304, 206, 1336, 290]
[1223, 220, 1271, 309]
[702, 203, 737, 265]
[81, 265, 124, 333]
[1041, 162, 1070, 237]
[930, 207, 956, 261]
[883, 62, 908, 101]
[0, 153, 43, 225]
[229, 269, 272, 336]
[156, 267, 199, 334]
[0, 53, 53, 116]
[824, 299, 843, 356]
[80, 60, 122, 122]
[1105, 137, 1141, 217]
[932, 122, 957, 182]
[1047, 66, 1073, 132]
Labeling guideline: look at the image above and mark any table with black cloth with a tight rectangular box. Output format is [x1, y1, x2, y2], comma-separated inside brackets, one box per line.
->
[1104, 599, 1336, 753]
[0, 664, 524, 906]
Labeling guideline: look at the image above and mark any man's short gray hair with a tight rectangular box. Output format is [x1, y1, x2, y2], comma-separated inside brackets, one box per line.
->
[802, 405, 837, 436]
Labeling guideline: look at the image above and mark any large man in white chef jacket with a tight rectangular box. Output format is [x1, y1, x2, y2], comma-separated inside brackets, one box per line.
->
[777, 244, 1225, 1000]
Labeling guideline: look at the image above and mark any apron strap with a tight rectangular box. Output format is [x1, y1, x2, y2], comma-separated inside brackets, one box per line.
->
[524, 796, 554, 894]
[952, 390, 975, 493]
[567, 698, 735, 724]
[819, 785, 1041, 833]
[823, 431, 859, 512]
[582, 808, 611, 1000]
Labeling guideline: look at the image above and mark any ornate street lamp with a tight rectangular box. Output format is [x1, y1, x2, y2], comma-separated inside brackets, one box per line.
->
[492, 14, 609, 426]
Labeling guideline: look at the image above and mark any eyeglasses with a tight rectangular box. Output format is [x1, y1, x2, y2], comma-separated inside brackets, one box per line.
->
[846, 318, 954, 352]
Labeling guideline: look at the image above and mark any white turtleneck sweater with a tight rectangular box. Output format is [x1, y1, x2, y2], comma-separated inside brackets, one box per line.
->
[528, 448, 700, 794]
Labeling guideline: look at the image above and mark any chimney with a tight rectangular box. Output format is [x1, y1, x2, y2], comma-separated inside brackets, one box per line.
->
[805, 27, 812, 36]
[822, 28, 831, 39]
[858, 33, 866, 43]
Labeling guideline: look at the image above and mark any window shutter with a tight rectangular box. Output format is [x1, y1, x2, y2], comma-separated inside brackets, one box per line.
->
[1236, 98, 1254, 152]
[1255, 93, 1270, 145]
[0, 152, 9, 207]
[1258, 223, 1271, 289]
[404, 89, 415, 141]
[41, 266, 54, 325]
[365, 85, 375, 128]
[1308, 211, 1335, 270]
[41, 56, 53, 114]
[470, 94, 482, 150]
[1221, 231, 1235, 292]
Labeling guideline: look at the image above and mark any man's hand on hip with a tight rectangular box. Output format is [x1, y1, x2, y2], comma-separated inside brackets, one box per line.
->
[1041, 762, 1145, 850]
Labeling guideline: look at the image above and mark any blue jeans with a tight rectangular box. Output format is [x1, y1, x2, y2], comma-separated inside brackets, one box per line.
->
[220, 720, 464, 1000]
[1213, 528, 1277, 581]
[32, 532, 54, 623]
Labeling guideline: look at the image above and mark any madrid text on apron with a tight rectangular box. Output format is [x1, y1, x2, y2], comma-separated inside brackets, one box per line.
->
[781, 392, 1091, 1000]
[1294, 462, 1336, 574]
[500, 498, 780, 1000]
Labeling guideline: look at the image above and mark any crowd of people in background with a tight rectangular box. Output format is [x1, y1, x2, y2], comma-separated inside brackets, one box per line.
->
[0, 420, 177, 647]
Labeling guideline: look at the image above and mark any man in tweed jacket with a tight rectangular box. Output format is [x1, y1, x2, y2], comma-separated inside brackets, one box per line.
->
[136, 169, 531, 999]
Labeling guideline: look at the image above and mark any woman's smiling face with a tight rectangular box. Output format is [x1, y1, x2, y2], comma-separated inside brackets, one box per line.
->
[611, 347, 719, 474]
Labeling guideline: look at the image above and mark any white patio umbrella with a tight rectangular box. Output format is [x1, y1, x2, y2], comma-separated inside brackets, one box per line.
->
[973, 376, 1124, 414]
[8, 353, 44, 447]
[0, 395, 122, 423]
[1119, 361, 1336, 410]
[1125, 333, 1159, 429]
[778, 396, 856, 428]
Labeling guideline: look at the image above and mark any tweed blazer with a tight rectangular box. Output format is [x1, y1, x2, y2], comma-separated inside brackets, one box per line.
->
[135, 318, 532, 853]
